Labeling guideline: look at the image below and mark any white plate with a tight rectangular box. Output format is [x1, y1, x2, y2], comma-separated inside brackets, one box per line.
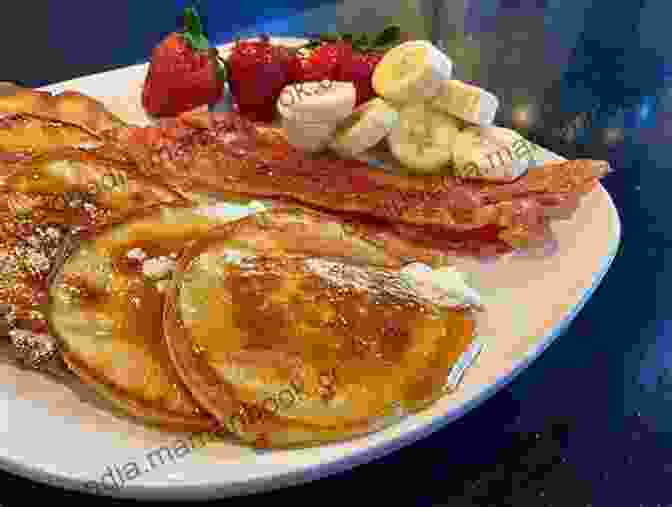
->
[0, 39, 621, 500]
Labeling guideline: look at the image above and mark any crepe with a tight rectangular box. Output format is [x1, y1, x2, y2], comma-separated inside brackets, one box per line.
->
[164, 209, 480, 447]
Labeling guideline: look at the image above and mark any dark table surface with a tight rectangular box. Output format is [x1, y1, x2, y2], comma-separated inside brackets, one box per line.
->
[1, 0, 667, 505]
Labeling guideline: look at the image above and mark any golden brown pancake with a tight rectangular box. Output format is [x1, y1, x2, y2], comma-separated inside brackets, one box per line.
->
[0, 148, 186, 346]
[164, 209, 479, 448]
[0, 83, 125, 157]
[48, 205, 263, 430]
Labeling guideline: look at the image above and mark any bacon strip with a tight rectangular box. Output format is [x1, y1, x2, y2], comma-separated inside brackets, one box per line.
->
[105, 111, 611, 250]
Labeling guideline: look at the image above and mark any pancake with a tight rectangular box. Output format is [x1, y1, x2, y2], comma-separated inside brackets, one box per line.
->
[1, 148, 186, 223]
[0, 149, 187, 373]
[0, 83, 125, 157]
[164, 209, 480, 448]
[47, 204, 279, 430]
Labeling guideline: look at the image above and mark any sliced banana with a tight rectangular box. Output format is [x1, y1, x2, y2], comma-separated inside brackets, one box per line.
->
[281, 116, 338, 152]
[387, 102, 461, 173]
[431, 80, 499, 126]
[328, 98, 399, 158]
[451, 125, 537, 182]
[277, 81, 356, 124]
[372, 40, 453, 104]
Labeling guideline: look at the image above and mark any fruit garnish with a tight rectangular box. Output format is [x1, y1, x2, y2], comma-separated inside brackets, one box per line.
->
[329, 97, 399, 157]
[336, 52, 385, 105]
[227, 35, 294, 123]
[297, 41, 354, 82]
[371, 40, 453, 105]
[297, 25, 402, 105]
[141, 6, 226, 117]
[387, 101, 460, 173]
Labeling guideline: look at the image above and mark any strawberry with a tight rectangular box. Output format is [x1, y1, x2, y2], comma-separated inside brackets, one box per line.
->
[287, 52, 309, 83]
[227, 36, 294, 122]
[336, 51, 384, 106]
[294, 26, 401, 104]
[296, 41, 353, 82]
[142, 7, 225, 117]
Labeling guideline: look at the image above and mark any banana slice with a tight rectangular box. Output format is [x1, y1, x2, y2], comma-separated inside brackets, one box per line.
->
[372, 40, 453, 104]
[451, 125, 537, 182]
[387, 101, 461, 173]
[277, 81, 356, 124]
[329, 98, 399, 157]
[281, 116, 337, 152]
[431, 80, 499, 126]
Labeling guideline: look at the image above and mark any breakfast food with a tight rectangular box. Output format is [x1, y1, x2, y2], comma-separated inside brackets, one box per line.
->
[0, 28, 615, 450]
[292, 27, 401, 105]
[0, 83, 125, 157]
[227, 36, 295, 122]
[0, 147, 185, 371]
[106, 110, 610, 253]
[277, 81, 356, 151]
[271, 36, 509, 181]
[336, 50, 385, 106]
[141, 7, 226, 117]
[371, 40, 453, 104]
[430, 79, 499, 126]
[296, 41, 354, 83]
[452, 125, 537, 182]
[387, 101, 461, 172]
[277, 81, 356, 124]
[329, 97, 399, 157]
[49, 207, 247, 430]
[164, 208, 481, 447]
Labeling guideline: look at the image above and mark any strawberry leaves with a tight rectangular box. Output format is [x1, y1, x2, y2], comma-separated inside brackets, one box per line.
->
[371, 25, 401, 50]
[302, 25, 401, 53]
[181, 6, 210, 51]
[184, 6, 227, 81]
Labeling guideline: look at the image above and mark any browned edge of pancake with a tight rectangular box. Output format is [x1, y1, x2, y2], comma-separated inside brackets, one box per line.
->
[61, 350, 213, 432]
[0, 83, 126, 136]
[2, 147, 192, 210]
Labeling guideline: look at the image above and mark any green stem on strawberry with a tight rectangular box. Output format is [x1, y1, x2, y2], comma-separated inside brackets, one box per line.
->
[181, 6, 210, 51]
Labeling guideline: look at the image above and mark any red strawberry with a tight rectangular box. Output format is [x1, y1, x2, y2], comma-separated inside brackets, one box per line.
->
[288, 52, 312, 83]
[227, 36, 294, 122]
[297, 41, 353, 82]
[142, 7, 225, 117]
[337, 51, 384, 106]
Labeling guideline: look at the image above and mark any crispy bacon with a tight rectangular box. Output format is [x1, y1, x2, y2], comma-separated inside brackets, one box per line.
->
[105, 111, 610, 250]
